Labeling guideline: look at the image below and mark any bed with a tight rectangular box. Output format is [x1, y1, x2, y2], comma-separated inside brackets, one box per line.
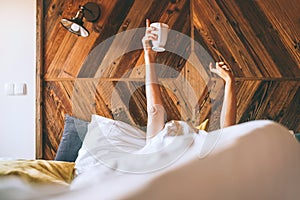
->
[1, 117, 299, 200]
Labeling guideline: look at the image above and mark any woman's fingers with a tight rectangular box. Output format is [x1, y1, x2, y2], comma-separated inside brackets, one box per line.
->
[143, 19, 155, 51]
[146, 27, 153, 34]
[143, 33, 158, 42]
[209, 62, 213, 70]
[224, 65, 230, 71]
[221, 64, 229, 71]
[146, 26, 158, 35]
[211, 61, 233, 78]
[145, 26, 158, 41]
[146, 19, 150, 27]
[210, 62, 219, 74]
[146, 27, 157, 35]
[147, 33, 158, 40]
[216, 61, 231, 71]
[210, 61, 234, 84]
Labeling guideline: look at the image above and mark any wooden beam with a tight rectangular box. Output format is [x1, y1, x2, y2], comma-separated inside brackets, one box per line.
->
[36, 0, 43, 159]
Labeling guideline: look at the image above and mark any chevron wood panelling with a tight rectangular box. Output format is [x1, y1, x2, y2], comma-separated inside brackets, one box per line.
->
[40, 0, 300, 159]
[193, 0, 300, 78]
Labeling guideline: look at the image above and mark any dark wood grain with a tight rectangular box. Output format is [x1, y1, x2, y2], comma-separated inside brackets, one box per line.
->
[237, 80, 300, 131]
[235, 0, 299, 77]
[39, 0, 300, 159]
[78, 0, 135, 77]
[257, 0, 300, 66]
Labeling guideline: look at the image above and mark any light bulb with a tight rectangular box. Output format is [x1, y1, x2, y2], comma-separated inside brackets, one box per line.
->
[71, 23, 80, 32]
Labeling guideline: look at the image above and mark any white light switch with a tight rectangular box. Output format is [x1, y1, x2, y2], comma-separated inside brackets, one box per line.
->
[15, 83, 27, 95]
[4, 83, 27, 96]
[5, 83, 14, 95]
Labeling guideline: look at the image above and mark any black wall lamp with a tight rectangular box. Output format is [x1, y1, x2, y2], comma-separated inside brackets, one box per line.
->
[60, 2, 101, 37]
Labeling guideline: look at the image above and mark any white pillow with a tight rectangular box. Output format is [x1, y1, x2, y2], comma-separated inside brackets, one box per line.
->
[75, 115, 146, 174]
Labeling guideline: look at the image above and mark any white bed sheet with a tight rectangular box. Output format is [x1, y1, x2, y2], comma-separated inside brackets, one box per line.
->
[56, 120, 300, 200]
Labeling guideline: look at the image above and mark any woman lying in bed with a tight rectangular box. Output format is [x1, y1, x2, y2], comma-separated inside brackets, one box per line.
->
[69, 21, 300, 199]
[71, 20, 236, 174]
[142, 19, 237, 140]
[74, 19, 239, 174]
[1, 19, 299, 200]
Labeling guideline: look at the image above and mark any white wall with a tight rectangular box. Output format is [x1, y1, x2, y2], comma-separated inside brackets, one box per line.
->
[0, 0, 36, 159]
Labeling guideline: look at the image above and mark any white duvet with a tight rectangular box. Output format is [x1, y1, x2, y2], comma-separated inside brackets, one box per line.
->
[62, 119, 300, 200]
[2, 120, 300, 200]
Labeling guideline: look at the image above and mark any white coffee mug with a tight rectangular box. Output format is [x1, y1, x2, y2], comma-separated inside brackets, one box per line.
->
[150, 22, 169, 52]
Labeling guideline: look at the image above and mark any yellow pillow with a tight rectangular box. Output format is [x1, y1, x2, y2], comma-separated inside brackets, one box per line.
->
[0, 160, 75, 186]
[195, 119, 209, 131]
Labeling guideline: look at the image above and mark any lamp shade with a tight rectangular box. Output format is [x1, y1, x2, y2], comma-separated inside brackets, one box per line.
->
[60, 3, 101, 37]
[60, 18, 89, 37]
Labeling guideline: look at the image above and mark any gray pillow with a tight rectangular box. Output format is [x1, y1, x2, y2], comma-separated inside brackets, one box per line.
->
[55, 114, 89, 162]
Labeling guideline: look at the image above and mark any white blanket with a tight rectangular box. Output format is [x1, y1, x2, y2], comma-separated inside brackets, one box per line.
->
[59, 120, 300, 200]
[1, 120, 300, 200]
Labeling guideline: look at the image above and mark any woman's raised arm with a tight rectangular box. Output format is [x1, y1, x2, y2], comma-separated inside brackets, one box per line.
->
[142, 19, 165, 139]
[210, 62, 237, 128]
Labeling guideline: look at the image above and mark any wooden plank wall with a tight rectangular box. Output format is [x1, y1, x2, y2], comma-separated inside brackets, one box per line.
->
[192, 0, 300, 132]
[40, 0, 300, 159]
